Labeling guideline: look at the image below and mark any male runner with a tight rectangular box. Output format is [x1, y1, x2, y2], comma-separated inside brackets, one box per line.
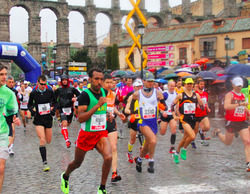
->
[61, 68, 112, 194]
[0, 64, 20, 192]
[55, 74, 80, 148]
[28, 75, 57, 171]
[212, 77, 250, 172]
[160, 80, 178, 154]
[132, 73, 167, 173]
[103, 74, 125, 182]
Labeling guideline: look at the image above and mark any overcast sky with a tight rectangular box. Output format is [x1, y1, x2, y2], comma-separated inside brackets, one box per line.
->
[10, 0, 196, 44]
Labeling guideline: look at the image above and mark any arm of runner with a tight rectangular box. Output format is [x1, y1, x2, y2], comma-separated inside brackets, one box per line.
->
[27, 91, 36, 116]
[224, 92, 239, 110]
[78, 96, 107, 123]
[114, 107, 126, 121]
[124, 95, 132, 115]
[50, 90, 58, 116]
[172, 93, 181, 121]
[132, 91, 139, 101]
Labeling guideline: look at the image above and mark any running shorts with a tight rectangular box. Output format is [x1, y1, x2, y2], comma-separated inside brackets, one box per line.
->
[225, 120, 249, 133]
[0, 146, 9, 160]
[106, 119, 117, 133]
[60, 112, 73, 124]
[160, 115, 174, 123]
[128, 119, 139, 131]
[180, 114, 196, 129]
[33, 116, 53, 128]
[76, 130, 108, 151]
[195, 116, 208, 122]
[138, 119, 158, 135]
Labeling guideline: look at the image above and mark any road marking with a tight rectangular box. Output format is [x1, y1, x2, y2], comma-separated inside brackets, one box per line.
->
[150, 179, 250, 194]
[150, 183, 218, 194]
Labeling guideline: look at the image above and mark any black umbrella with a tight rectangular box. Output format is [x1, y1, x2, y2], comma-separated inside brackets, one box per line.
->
[197, 71, 217, 80]
[225, 64, 250, 77]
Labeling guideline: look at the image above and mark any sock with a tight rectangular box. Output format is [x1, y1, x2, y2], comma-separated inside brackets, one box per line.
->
[199, 130, 205, 140]
[128, 142, 134, 152]
[63, 173, 69, 181]
[148, 158, 154, 162]
[170, 134, 176, 145]
[100, 184, 105, 190]
[142, 139, 146, 147]
[61, 127, 69, 142]
[9, 144, 13, 149]
[39, 146, 47, 163]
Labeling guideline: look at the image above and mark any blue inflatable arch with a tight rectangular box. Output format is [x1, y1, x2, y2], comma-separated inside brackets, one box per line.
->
[0, 42, 41, 83]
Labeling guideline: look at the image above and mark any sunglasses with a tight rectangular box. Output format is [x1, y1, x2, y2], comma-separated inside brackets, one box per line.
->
[39, 82, 46, 86]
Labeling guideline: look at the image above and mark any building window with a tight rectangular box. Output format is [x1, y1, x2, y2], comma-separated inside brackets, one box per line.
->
[227, 39, 234, 50]
[242, 38, 250, 49]
[179, 47, 187, 61]
[199, 37, 217, 58]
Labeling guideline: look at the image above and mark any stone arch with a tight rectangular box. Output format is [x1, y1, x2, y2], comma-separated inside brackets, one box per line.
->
[173, 17, 185, 23]
[68, 11, 85, 44]
[147, 15, 163, 28]
[95, 12, 112, 45]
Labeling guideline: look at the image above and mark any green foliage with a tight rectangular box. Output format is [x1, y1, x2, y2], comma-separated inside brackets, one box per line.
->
[70, 47, 92, 64]
[106, 44, 119, 71]
[11, 62, 23, 80]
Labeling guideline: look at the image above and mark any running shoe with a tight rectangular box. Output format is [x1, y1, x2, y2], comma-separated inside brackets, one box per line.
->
[43, 164, 50, 172]
[147, 161, 154, 173]
[180, 148, 187, 160]
[135, 157, 142, 173]
[200, 140, 209, 146]
[246, 163, 250, 172]
[61, 173, 69, 194]
[127, 152, 133, 164]
[111, 171, 122, 183]
[191, 141, 197, 149]
[173, 153, 179, 164]
[204, 136, 211, 140]
[169, 147, 176, 154]
[8, 148, 14, 156]
[211, 128, 221, 137]
[97, 186, 107, 194]
[66, 141, 71, 148]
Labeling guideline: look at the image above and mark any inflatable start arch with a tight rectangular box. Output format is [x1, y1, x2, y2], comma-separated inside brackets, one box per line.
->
[0, 42, 41, 83]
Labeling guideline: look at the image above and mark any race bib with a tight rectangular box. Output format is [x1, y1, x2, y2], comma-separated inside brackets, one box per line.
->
[143, 106, 156, 119]
[20, 101, 28, 109]
[90, 114, 106, 131]
[234, 106, 245, 117]
[201, 97, 207, 107]
[62, 107, 72, 115]
[74, 101, 79, 107]
[184, 103, 196, 114]
[38, 103, 50, 115]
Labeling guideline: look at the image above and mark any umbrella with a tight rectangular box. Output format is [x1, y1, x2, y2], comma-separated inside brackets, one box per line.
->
[175, 67, 192, 73]
[182, 75, 197, 79]
[163, 73, 178, 80]
[111, 70, 127, 77]
[212, 80, 225, 85]
[155, 79, 168, 84]
[209, 67, 225, 74]
[225, 64, 250, 77]
[197, 71, 217, 80]
[158, 69, 175, 77]
[177, 72, 192, 77]
[135, 70, 154, 79]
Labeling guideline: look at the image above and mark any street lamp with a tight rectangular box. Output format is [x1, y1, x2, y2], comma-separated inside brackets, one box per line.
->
[224, 35, 230, 66]
[52, 46, 57, 80]
[138, 23, 145, 79]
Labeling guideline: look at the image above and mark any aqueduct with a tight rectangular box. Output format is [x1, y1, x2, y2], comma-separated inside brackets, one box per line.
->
[0, 0, 239, 66]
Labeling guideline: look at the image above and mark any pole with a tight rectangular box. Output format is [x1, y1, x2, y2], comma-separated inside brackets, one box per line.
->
[226, 46, 229, 66]
[140, 35, 143, 80]
[54, 53, 56, 80]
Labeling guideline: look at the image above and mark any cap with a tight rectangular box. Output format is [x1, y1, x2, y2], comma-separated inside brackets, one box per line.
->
[61, 74, 68, 80]
[184, 78, 194, 84]
[24, 80, 28, 84]
[133, 79, 143, 87]
[232, 77, 243, 87]
[144, 73, 155, 81]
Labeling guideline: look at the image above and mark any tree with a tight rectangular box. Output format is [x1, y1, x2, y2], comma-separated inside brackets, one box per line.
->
[111, 44, 119, 70]
[70, 47, 92, 69]
[106, 46, 112, 70]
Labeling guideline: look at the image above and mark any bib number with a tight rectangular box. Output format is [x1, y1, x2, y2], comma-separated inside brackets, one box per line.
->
[201, 97, 207, 107]
[90, 114, 106, 131]
[38, 103, 50, 115]
[234, 106, 245, 117]
[184, 103, 196, 114]
[143, 107, 156, 119]
[74, 101, 79, 107]
[21, 101, 28, 109]
[62, 107, 72, 115]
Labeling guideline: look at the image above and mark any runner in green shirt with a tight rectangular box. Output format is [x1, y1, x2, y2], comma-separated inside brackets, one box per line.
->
[0, 63, 20, 193]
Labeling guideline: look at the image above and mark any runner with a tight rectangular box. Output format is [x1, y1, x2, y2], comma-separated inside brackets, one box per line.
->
[5, 76, 19, 156]
[125, 79, 143, 163]
[195, 79, 211, 146]
[18, 83, 31, 130]
[0, 64, 20, 193]
[61, 67, 112, 194]
[55, 74, 80, 148]
[132, 73, 167, 173]
[103, 74, 125, 182]
[172, 78, 203, 164]
[160, 80, 178, 154]
[28, 75, 57, 172]
[212, 77, 250, 172]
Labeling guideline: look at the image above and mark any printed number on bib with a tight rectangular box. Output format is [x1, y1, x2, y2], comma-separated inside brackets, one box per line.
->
[184, 103, 196, 114]
[91, 114, 106, 131]
[62, 107, 72, 115]
[234, 106, 245, 117]
[21, 101, 28, 109]
[74, 101, 79, 107]
[143, 107, 156, 119]
[201, 98, 207, 107]
[38, 103, 50, 115]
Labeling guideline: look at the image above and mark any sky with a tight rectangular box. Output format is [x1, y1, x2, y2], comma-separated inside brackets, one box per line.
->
[9, 0, 197, 44]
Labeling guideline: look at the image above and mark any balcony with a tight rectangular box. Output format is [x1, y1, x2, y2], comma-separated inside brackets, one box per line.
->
[200, 50, 216, 58]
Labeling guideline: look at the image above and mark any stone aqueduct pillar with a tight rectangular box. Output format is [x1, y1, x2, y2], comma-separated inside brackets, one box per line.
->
[110, 0, 121, 45]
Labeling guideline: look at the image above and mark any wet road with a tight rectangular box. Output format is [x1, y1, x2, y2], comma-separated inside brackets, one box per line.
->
[3, 117, 250, 194]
